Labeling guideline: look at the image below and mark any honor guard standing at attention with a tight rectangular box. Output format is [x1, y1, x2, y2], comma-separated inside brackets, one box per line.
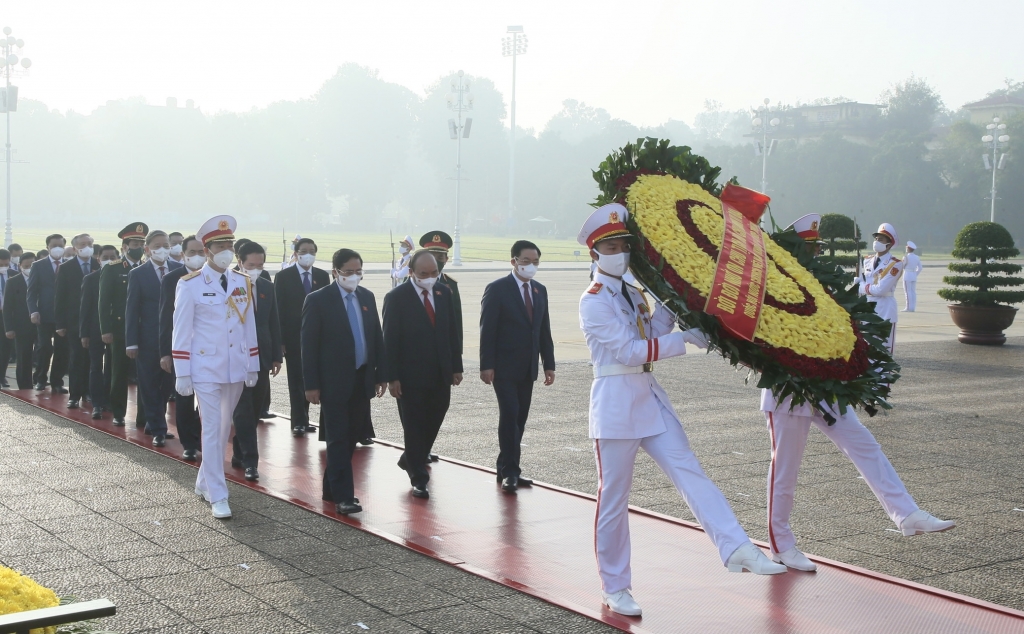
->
[762, 215, 955, 573]
[172, 216, 259, 519]
[902, 241, 922, 312]
[858, 223, 903, 353]
[419, 231, 463, 355]
[99, 223, 149, 428]
[578, 203, 785, 617]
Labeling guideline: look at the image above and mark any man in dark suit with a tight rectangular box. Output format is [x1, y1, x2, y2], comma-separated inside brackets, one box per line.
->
[99, 222, 149, 427]
[159, 235, 205, 460]
[0, 249, 13, 387]
[230, 241, 282, 482]
[55, 234, 100, 408]
[383, 250, 463, 499]
[80, 245, 119, 418]
[274, 237, 329, 437]
[126, 230, 182, 446]
[303, 248, 386, 514]
[27, 233, 70, 393]
[3, 252, 34, 389]
[480, 240, 556, 493]
[419, 231, 463, 355]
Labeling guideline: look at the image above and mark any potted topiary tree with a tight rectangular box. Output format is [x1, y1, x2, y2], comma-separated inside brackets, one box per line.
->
[938, 221, 1024, 345]
[819, 213, 865, 271]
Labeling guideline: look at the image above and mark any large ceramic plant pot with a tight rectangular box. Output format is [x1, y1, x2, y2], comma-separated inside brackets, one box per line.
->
[947, 304, 1018, 345]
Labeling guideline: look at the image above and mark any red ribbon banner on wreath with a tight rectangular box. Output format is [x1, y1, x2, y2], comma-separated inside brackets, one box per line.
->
[704, 184, 770, 341]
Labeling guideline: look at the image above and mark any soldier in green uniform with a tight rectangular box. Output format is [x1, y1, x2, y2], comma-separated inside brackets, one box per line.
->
[99, 223, 149, 427]
[419, 231, 462, 355]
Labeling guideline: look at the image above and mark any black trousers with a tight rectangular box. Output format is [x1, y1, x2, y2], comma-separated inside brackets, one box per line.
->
[284, 349, 309, 428]
[398, 383, 451, 488]
[494, 378, 535, 479]
[34, 323, 69, 388]
[110, 335, 146, 426]
[67, 330, 90, 401]
[174, 389, 201, 452]
[322, 366, 369, 503]
[14, 332, 35, 389]
[137, 342, 171, 435]
[231, 366, 270, 468]
[0, 329, 12, 384]
[87, 339, 112, 410]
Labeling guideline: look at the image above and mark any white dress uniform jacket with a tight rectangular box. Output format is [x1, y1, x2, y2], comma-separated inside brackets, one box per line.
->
[171, 264, 260, 382]
[579, 272, 691, 439]
[858, 252, 903, 326]
[902, 252, 922, 282]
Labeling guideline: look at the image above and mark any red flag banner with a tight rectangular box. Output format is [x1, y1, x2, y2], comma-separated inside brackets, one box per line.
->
[704, 195, 768, 341]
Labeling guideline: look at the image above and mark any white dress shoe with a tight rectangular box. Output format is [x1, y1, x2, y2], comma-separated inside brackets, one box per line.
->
[900, 510, 955, 536]
[772, 547, 817, 572]
[602, 589, 642, 616]
[211, 500, 232, 519]
[727, 543, 788, 575]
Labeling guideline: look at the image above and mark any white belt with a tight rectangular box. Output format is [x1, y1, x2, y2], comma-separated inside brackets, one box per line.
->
[872, 293, 894, 298]
[593, 363, 653, 378]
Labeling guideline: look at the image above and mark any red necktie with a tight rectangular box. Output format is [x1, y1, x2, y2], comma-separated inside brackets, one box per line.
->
[159, 266, 166, 280]
[523, 282, 533, 322]
[422, 289, 435, 327]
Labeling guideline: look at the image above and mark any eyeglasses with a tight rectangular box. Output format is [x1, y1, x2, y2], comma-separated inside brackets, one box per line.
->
[338, 269, 362, 276]
[515, 258, 540, 266]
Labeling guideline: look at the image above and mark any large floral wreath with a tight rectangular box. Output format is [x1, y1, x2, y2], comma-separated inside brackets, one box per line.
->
[593, 138, 899, 419]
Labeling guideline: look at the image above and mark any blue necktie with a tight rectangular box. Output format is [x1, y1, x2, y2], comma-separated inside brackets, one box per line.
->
[302, 271, 312, 294]
[346, 292, 366, 369]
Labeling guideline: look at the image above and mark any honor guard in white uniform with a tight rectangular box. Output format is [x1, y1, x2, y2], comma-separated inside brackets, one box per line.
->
[858, 223, 903, 353]
[578, 203, 786, 617]
[172, 215, 259, 519]
[391, 235, 414, 284]
[901, 241, 922, 312]
[762, 216, 954, 572]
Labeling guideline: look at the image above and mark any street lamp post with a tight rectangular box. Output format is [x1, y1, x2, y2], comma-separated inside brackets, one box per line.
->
[751, 97, 780, 199]
[446, 70, 473, 266]
[981, 117, 1010, 223]
[1, 27, 32, 247]
[502, 26, 527, 231]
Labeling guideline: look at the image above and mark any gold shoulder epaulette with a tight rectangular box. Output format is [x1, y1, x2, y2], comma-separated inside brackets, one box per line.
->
[586, 282, 604, 295]
[182, 270, 202, 281]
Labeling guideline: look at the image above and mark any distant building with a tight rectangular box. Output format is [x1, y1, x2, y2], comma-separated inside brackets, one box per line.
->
[747, 102, 883, 145]
[962, 95, 1024, 126]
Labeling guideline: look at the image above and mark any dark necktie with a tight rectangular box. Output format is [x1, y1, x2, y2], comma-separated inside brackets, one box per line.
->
[346, 293, 367, 368]
[82, 261, 89, 276]
[221, 274, 228, 292]
[158, 266, 166, 281]
[422, 289, 435, 327]
[523, 282, 533, 322]
[621, 281, 635, 311]
[302, 271, 312, 294]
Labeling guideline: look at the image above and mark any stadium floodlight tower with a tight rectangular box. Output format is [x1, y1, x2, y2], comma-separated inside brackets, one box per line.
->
[981, 117, 1010, 222]
[751, 97, 781, 197]
[1, 26, 32, 247]
[502, 26, 527, 230]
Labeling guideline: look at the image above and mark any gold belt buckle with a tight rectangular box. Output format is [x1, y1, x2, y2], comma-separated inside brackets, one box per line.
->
[643, 363, 654, 373]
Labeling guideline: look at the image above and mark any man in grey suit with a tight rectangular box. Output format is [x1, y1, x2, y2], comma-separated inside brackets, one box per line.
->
[27, 233, 70, 392]
[231, 241, 283, 482]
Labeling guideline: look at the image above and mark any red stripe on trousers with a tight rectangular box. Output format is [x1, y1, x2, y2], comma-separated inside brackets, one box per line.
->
[767, 411, 779, 554]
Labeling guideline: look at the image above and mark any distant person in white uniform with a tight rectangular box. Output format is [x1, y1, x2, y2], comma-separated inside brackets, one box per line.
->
[172, 215, 260, 519]
[858, 223, 904, 353]
[901, 241, 922, 312]
[762, 215, 955, 572]
[578, 203, 786, 618]
[391, 235, 414, 284]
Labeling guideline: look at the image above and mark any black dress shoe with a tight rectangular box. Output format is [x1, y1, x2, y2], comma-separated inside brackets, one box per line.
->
[54, 386, 68, 394]
[153, 435, 166, 448]
[517, 477, 533, 487]
[112, 417, 126, 427]
[67, 399, 80, 409]
[91, 407, 103, 420]
[244, 467, 259, 481]
[231, 458, 243, 469]
[182, 449, 198, 461]
[335, 500, 362, 515]
[359, 437, 375, 446]
[292, 426, 305, 438]
[501, 477, 518, 493]
[34, 383, 46, 391]
[429, 453, 439, 462]
[304, 425, 317, 433]
[411, 486, 429, 499]
[260, 410, 276, 419]
[165, 433, 175, 439]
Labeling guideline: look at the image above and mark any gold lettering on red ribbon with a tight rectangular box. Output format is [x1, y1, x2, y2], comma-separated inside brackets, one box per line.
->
[705, 196, 768, 341]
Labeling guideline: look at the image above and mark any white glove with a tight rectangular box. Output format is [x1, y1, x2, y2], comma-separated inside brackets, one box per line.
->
[245, 372, 259, 388]
[175, 376, 194, 396]
[682, 328, 709, 350]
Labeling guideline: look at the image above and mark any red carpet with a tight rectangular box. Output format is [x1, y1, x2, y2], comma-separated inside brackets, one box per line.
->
[6, 386, 1024, 633]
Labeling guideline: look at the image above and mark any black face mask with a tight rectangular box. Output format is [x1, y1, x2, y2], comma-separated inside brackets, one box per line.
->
[127, 247, 144, 261]
[436, 259, 446, 272]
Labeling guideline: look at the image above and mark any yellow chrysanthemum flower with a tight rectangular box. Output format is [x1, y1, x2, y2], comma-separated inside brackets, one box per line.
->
[0, 566, 60, 634]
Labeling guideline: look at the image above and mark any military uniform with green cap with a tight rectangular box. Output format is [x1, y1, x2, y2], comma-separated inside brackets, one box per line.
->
[99, 222, 149, 427]
[419, 231, 462, 354]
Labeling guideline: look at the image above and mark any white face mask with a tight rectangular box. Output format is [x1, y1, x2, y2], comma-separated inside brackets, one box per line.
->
[516, 263, 538, 280]
[337, 273, 361, 292]
[184, 254, 206, 271]
[594, 250, 630, 277]
[49, 246, 65, 260]
[212, 250, 235, 269]
[10, 256, 19, 267]
[169, 244, 183, 256]
[245, 268, 263, 281]
[21, 269, 30, 278]
[399, 245, 410, 255]
[413, 275, 438, 291]
[149, 247, 170, 263]
[297, 253, 316, 268]
[872, 240, 888, 254]
[77, 246, 94, 259]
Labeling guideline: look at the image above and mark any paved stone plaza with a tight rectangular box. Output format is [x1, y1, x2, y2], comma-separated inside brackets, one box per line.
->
[1, 266, 1022, 632]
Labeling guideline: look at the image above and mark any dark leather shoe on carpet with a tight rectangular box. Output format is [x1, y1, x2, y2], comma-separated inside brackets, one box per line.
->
[91, 407, 103, 420]
[54, 386, 68, 394]
[182, 449, 198, 461]
[231, 458, 243, 469]
[292, 426, 305, 438]
[359, 437, 375, 446]
[501, 477, 518, 493]
[517, 477, 533, 487]
[244, 467, 259, 481]
[152, 435, 166, 448]
[112, 417, 126, 427]
[34, 383, 46, 391]
[411, 486, 429, 499]
[67, 399, 79, 409]
[165, 433, 175, 439]
[260, 411, 276, 419]
[335, 500, 362, 515]
[304, 425, 317, 433]
[429, 453, 439, 462]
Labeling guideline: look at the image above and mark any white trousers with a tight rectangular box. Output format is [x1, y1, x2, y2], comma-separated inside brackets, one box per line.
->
[593, 405, 749, 594]
[903, 279, 917, 312]
[194, 382, 245, 504]
[765, 409, 918, 555]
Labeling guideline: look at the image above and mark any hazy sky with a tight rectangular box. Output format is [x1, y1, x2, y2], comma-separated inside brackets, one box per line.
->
[6, 0, 1023, 131]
